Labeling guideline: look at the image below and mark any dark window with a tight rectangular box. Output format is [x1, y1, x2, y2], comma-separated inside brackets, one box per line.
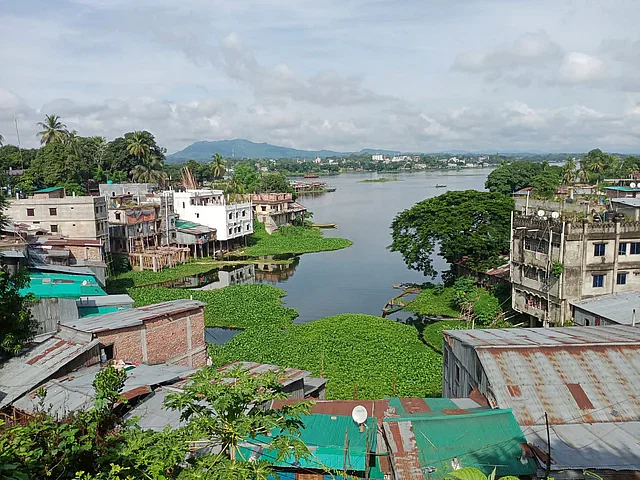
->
[50, 224, 58, 233]
[594, 243, 606, 257]
[229, 213, 233, 220]
[524, 237, 549, 253]
[246, 224, 250, 230]
[592, 274, 604, 288]
[102, 344, 114, 361]
[27, 208, 34, 217]
[228, 228, 232, 235]
[632, 242, 640, 255]
[261, 206, 267, 212]
[242, 210, 246, 217]
[115, 212, 121, 220]
[619, 242, 628, 255]
[455, 364, 460, 385]
[196, 213, 200, 219]
[595, 316, 601, 326]
[182, 202, 185, 208]
[49, 208, 57, 216]
[617, 273, 627, 285]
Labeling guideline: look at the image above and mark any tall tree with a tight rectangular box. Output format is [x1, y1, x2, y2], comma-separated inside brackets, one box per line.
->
[391, 190, 514, 276]
[580, 148, 619, 183]
[232, 163, 260, 193]
[211, 153, 226, 179]
[259, 172, 292, 193]
[126, 130, 151, 160]
[562, 157, 577, 185]
[131, 155, 168, 186]
[0, 266, 37, 359]
[485, 161, 543, 194]
[0, 133, 4, 147]
[36, 114, 68, 145]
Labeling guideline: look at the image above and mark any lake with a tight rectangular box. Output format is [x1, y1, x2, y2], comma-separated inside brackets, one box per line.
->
[182, 170, 492, 322]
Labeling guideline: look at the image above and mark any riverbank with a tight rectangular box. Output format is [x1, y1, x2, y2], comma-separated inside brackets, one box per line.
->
[236, 224, 352, 257]
[124, 282, 442, 399]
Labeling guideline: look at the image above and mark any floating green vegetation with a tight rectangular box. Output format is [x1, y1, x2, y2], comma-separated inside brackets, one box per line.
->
[403, 287, 460, 318]
[241, 224, 352, 257]
[213, 313, 443, 400]
[360, 177, 399, 183]
[422, 320, 470, 352]
[107, 262, 220, 291]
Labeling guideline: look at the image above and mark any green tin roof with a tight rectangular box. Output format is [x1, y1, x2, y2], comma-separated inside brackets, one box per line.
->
[34, 186, 64, 193]
[605, 186, 640, 191]
[175, 219, 200, 229]
[240, 414, 379, 476]
[384, 400, 536, 479]
[21, 272, 107, 299]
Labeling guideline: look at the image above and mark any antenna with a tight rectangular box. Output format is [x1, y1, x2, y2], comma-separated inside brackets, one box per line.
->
[537, 210, 545, 217]
[14, 113, 24, 169]
[551, 211, 560, 219]
[351, 405, 368, 428]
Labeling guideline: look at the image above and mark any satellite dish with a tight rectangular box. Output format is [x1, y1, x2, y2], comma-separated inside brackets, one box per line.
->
[537, 210, 545, 217]
[551, 211, 560, 219]
[631, 182, 637, 189]
[351, 405, 368, 425]
[82, 280, 89, 286]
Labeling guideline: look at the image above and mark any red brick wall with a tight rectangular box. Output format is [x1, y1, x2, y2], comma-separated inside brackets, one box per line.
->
[95, 307, 206, 367]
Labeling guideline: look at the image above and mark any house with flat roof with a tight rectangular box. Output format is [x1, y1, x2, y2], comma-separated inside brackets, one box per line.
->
[442, 325, 640, 478]
[251, 193, 306, 234]
[62, 299, 207, 368]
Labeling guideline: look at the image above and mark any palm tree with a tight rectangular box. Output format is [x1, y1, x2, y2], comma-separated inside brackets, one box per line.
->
[562, 157, 577, 185]
[37, 114, 68, 144]
[0, 133, 4, 147]
[131, 155, 168, 186]
[126, 131, 151, 160]
[210, 153, 226, 179]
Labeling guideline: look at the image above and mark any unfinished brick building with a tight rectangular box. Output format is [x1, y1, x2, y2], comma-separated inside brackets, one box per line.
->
[63, 299, 207, 367]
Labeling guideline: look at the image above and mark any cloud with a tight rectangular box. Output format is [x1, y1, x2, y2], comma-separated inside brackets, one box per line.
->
[557, 52, 606, 84]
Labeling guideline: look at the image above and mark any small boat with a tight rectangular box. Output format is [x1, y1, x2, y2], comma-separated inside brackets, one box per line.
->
[313, 223, 337, 229]
[435, 184, 447, 188]
[325, 187, 336, 192]
[304, 173, 319, 178]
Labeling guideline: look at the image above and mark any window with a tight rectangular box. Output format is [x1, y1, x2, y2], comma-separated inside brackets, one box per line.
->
[524, 237, 548, 253]
[617, 273, 627, 285]
[242, 210, 246, 217]
[592, 274, 604, 288]
[594, 243, 606, 257]
[228, 228, 232, 235]
[632, 242, 640, 255]
[50, 224, 58, 233]
[27, 208, 34, 217]
[619, 242, 628, 255]
[235, 212, 238, 219]
[455, 364, 460, 385]
[261, 206, 267, 212]
[196, 213, 200, 219]
[246, 224, 250, 230]
[115, 212, 121, 220]
[49, 208, 57, 216]
[229, 213, 233, 220]
[182, 202, 185, 208]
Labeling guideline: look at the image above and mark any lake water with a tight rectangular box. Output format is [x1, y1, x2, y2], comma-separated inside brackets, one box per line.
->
[176, 170, 492, 322]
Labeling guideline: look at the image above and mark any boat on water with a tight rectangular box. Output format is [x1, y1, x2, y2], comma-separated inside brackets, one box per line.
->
[326, 187, 336, 192]
[304, 173, 319, 178]
[313, 223, 337, 229]
[435, 184, 447, 188]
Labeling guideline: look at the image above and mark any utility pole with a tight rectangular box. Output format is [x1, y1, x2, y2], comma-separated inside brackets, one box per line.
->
[544, 412, 552, 480]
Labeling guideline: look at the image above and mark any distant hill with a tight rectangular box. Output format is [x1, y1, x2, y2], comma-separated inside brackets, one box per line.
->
[167, 139, 347, 162]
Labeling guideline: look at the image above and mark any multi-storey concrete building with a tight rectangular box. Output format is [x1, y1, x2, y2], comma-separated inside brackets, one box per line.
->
[511, 212, 640, 325]
[5, 187, 109, 250]
[251, 193, 306, 234]
[173, 190, 253, 248]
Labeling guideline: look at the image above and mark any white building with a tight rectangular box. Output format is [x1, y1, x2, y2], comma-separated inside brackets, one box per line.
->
[172, 190, 253, 245]
[371, 154, 384, 161]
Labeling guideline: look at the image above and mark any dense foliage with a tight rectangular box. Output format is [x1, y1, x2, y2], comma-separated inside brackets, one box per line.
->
[0, 268, 37, 358]
[213, 313, 443, 399]
[390, 190, 513, 276]
[485, 160, 563, 197]
[404, 287, 460, 318]
[242, 223, 352, 257]
[422, 320, 469, 352]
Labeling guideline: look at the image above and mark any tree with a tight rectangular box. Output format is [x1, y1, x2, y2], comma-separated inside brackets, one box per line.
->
[0, 267, 37, 358]
[126, 131, 151, 160]
[37, 114, 69, 145]
[619, 156, 640, 178]
[485, 161, 543, 194]
[390, 190, 514, 276]
[103, 132, 166, 177]
[232, 163, 260, 193]
[164, 365, 312, 477]
[28, 141, 86, 189]
[530, 164, 563, 198]
[211, 153, 226, 179]
[0, 133, 4, 147]
[562, 157, 577, 185]
[580, 148, 619, 184]
[131, 155, 168, 186]
[259, 172, 292, 193]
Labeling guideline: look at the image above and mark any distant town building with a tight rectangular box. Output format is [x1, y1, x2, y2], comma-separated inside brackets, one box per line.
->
[442, 325, 640, 477]
[251, 193, 306, 234]
[173, 190, 253, 248]
[5, 187, 109, 250]
[371, 153, 384, 161]
[510, 212, 640, 326]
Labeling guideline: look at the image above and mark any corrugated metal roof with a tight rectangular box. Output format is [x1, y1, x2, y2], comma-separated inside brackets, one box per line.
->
[75, 294, 134, 308]
[570, 293, 640, 325]
[444, 324, 640, 347]
[62, 299, 205, 333]
[476, 345, 640, 427]
[13, 363, 193, 417]
[20, 271, 106, 299]
[525, 422, 640, 471]
[219, 361, 310, 388]
[612, 198, 640, 208]
[124, 387, 187, 431]
[384, 408, 536, 480]
[34, 187, 64, 193]
[0, 327, 98, 408]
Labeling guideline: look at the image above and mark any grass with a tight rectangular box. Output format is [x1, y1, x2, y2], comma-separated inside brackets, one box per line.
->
[239, 224, 352, 257]
[422, 320, 470, 352]
[403, 287, 460, 318]
[360, 177, 399, 183]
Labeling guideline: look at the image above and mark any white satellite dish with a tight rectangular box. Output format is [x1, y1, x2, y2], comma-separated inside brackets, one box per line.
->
[551, 211, 560, 219]
[351, 405, 368, 425]
[82, 280, 89, 286]
[631, 182, 637, 189]
[537, 210, 545, 217]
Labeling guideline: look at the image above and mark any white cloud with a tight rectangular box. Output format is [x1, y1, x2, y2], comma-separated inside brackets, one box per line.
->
[557, 52, 606, 84]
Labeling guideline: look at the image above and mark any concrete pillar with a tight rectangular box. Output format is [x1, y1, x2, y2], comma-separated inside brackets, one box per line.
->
[612, 218, 620, 294]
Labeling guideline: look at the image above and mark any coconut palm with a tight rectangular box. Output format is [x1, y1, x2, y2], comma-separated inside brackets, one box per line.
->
[37, 114, 68, 144]
[126, 131, 151, 160]
[562, 157, 577, 185]
[131, 155, 168, 186]
[210, 153, 226, 179]
[0, 133, 4, 147]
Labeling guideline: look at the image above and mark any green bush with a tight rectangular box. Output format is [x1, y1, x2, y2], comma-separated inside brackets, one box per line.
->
[403, 287, 459, 318]
[242, 223, 352, 256]
[422, 320, 470, 352]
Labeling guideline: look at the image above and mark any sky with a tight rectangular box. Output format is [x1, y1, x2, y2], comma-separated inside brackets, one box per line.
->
[1, 0, 640, 154]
